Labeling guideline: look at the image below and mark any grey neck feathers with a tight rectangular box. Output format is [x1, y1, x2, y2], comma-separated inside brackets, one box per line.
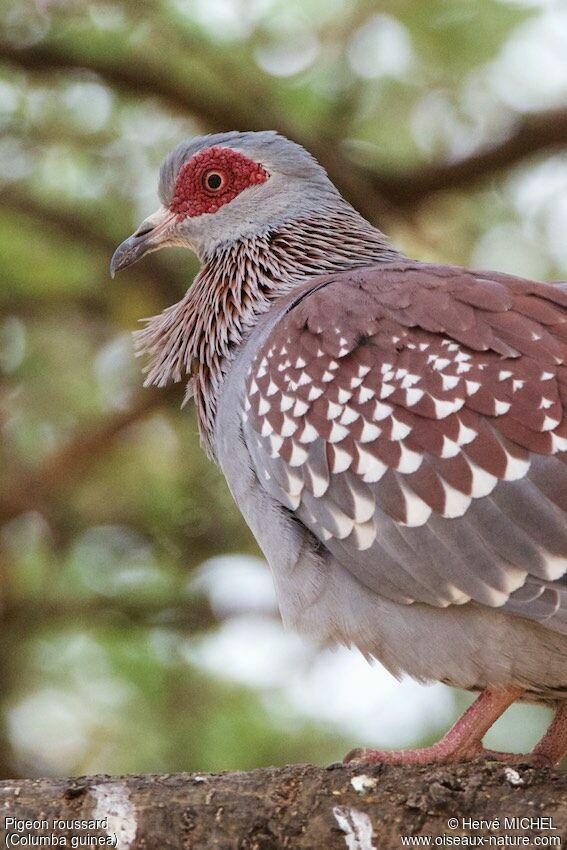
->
[134, 207, 401, 456]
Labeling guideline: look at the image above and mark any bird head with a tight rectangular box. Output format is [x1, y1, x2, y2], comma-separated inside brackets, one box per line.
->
[110, 130, 342, 275]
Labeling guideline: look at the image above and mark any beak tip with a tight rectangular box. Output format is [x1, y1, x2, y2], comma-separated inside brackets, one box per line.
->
[109, 242, 133, 278]
[109, 252, 120, 278]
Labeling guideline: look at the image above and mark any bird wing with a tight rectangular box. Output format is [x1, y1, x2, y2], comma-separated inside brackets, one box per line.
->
[240, 262, 567, 633]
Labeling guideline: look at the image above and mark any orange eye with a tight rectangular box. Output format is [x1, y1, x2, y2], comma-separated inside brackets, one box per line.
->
[203, 170, 226, 192]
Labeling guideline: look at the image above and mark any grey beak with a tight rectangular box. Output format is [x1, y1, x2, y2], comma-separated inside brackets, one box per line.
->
[110, 206, 177, 277]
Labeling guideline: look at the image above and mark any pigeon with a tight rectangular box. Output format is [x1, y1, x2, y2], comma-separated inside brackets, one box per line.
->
[111, 131, 567, 765]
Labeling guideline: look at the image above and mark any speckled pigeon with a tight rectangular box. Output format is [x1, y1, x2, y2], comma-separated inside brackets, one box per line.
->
[111, 131, 567, 766]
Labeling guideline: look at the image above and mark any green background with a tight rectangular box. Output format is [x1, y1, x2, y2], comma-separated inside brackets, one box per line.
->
[0, 0, 566, 778]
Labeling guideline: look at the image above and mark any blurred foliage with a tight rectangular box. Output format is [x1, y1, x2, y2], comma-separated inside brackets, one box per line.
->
[0, 0, 565, 778]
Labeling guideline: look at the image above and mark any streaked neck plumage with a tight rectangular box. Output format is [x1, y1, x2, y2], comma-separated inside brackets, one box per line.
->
[134, 204, 401, 456]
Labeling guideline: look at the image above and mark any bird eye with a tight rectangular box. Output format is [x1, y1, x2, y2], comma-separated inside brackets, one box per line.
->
[203, 170, 226, 192]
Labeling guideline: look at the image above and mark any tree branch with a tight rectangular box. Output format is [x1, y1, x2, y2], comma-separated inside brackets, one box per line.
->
[0, 596, 220, 633]
[372, 109, 567, 205]
[2, 41, 567, 218]
[0, 389, 176, 524]
[0, 40, 274, 136]
[0, 762, 564, 848]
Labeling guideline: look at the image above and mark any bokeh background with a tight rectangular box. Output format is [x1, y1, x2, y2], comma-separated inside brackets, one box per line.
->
[0, 0, 566, 779]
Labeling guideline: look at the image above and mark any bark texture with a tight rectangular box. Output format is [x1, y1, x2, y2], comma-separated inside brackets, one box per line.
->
[0, 761, 565, 849]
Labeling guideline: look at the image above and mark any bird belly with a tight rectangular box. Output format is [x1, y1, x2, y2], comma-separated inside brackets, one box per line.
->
[280, 546, 567, 703]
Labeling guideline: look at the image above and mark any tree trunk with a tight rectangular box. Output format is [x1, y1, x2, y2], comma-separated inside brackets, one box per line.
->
[0, 761, 565, 849]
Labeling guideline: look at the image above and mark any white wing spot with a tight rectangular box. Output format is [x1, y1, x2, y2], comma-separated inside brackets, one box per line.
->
[374, 401, 393, 420]
[390, 417, 411, 440]
[331, 445, 353, 473]
[327, 504, 354, 539]
[358, 386, 375, 403]
[540, 552, 567, 580]
[348, 485, 375, 523]
[503, 451, 530, 481]
[298, 422, 318, 443]
[440, 436, 460, 459]
[405, 388, 424, 406]
[340, 406, 360, 425]
[329, 421, 349, 443]
[281, 414, 298, 437]
[432, 396, 465, 418]
[456, 419, 477, 445]
[307, 386, 324, 401]
[432, 357, 451, 371]
[397, 443, 423, 473]
[399, 482, 431, 527]
[359, 420, 381, 443]
[356, 447, 387, 483]
[456, 361, 472, 374]
[327, 400, 343, 419]
[441, 374, 460, 391]
[542, 415, 560, 431]
[268, 434, 283, 455]
[307, 468, 329, 497]
[288, 442, 308, 466]
[468, 460, 498, 497]
[494, 400, 511, 414]
[350, 518, 376, 551]
[260, 419, 273, 437]
[441, 480, 471, 518]
[551, 433, 567, 452]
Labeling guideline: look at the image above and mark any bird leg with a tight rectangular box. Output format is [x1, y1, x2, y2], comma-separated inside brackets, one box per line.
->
[531, 703, 567, 766]
[344, 687, 524, 766]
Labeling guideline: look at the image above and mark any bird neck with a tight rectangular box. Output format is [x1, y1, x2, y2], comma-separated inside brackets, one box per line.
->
[134, 207, 401, 455]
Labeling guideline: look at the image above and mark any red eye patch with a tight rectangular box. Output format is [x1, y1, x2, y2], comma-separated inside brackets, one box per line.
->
[170, 146, 269, 219]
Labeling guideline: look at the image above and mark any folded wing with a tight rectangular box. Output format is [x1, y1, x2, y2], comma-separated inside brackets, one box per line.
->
[241, 262, 567, 632]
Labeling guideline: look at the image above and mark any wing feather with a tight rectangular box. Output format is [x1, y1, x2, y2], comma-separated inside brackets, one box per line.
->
[241, 262, 567, 632]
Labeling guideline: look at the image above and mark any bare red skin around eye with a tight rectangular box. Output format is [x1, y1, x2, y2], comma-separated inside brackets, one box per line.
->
[170, 146, 269, 219]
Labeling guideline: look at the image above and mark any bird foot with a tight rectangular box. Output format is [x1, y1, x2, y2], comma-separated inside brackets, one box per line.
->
[343, 744, 552, 767]
[343, 692, 566, 768]
[344, 740, 485, 766]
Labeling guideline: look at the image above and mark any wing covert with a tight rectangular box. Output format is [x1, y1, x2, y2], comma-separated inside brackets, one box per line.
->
[241, 263, 567, 630]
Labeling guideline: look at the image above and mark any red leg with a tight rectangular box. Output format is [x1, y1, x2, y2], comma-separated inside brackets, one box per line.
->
[531, 704, 567, 766]
[344, 687, 523, 766]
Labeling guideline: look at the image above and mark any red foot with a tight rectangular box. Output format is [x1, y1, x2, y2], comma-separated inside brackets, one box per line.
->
[344, 744, 550, 767]
[343, 690, 566, 768]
